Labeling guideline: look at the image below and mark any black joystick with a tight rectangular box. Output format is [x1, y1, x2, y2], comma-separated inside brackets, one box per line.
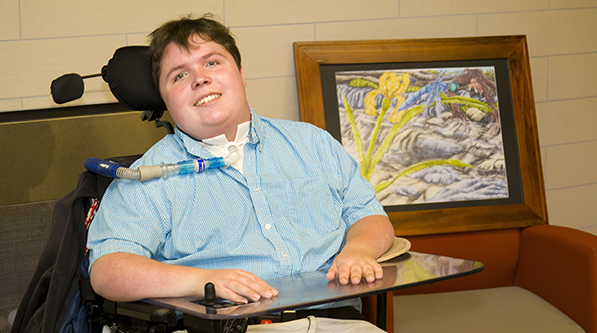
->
[204, 282, 216, 306]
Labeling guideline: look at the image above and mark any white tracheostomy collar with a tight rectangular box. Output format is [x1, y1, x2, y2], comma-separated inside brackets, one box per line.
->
[198, 121, 250, 174]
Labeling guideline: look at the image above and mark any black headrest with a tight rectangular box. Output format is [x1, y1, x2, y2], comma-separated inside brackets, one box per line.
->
[50, 73, 85, 104]
[50, 46, 174, 133]
[102, 46, 166, 112]
[50, 46, 166, 112]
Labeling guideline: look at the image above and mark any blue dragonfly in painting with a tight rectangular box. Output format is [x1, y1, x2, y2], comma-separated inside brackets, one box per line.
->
[390, 69, 459, 122]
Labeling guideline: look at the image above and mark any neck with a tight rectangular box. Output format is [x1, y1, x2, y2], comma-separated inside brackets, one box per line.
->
[194, 110, 251, 142]
[201, 120, 251, 145]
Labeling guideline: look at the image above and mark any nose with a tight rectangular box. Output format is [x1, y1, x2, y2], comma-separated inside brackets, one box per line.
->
[193, 68, 211, 87]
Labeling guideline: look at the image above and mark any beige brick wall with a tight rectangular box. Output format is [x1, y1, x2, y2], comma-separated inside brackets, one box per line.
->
[1, 0, 596, 234]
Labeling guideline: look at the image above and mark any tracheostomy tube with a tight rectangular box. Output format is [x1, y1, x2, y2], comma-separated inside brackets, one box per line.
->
[85, 145, 241, 182]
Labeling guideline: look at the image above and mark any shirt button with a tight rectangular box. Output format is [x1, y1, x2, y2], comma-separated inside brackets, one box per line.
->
[282, 252, 288, 259]
[253, 186, 259, 192]
[265, 224, 271, 230]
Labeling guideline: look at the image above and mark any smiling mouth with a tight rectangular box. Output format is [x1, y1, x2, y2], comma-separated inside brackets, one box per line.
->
[195, 94, 221, 106]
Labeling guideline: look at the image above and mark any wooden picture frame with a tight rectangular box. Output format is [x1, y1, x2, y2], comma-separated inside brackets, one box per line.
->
[294, 36, 547, 236]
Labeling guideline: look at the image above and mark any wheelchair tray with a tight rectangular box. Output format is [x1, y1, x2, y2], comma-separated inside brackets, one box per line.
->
[142, 251, 483, 320]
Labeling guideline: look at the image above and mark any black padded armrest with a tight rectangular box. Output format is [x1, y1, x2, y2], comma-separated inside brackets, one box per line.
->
[103, 300, 178, 326]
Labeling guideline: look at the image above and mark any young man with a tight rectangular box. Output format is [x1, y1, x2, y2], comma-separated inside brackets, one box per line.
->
[87, 14, 394, 330]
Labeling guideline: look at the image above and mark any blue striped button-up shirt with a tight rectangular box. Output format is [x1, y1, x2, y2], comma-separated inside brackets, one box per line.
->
[87, 109, 386, 282]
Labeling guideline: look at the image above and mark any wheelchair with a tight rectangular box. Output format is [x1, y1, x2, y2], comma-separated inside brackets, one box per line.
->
[10, 46, 389, 333]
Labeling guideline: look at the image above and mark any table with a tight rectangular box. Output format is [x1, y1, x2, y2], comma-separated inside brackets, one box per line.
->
[143, 251, 483, 326]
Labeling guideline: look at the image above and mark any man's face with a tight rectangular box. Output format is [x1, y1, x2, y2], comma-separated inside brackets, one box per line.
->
[158, 34, 250, 141]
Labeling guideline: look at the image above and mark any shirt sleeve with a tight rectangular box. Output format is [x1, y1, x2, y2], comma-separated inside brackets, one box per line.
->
[320, 129, 387, 227]
[86, 175, 172, 270]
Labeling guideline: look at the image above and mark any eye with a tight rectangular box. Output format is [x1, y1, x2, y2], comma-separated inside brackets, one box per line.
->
[174, 73, 185, 82]
[206, 60, 219, 67]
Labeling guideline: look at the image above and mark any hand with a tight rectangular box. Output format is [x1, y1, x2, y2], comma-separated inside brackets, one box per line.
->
[199, 269, 278, 304]
[325, 247, 383, 285]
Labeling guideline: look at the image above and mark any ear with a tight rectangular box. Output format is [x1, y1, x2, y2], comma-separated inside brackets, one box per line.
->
[240, 66, 247, 87]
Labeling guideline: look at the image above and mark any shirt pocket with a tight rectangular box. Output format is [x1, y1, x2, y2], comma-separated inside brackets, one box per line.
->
[285, 176, 341, 235]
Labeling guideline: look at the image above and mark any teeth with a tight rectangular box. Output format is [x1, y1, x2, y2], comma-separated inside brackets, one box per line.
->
[195, 94, 221, 106]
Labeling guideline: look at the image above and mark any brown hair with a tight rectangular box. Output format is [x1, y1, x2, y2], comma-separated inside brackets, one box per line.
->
[148, 14, 241, 91]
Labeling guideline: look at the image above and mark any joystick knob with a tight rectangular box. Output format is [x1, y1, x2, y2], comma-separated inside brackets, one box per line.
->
[204, 282, 216, 305]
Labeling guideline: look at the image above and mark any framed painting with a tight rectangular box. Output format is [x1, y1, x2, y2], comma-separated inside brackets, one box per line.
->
[293, 36, 547, 236]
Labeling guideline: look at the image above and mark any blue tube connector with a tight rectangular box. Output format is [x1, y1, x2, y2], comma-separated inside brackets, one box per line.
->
[84, 158, 122, 178]
[159, 157, 227, 178]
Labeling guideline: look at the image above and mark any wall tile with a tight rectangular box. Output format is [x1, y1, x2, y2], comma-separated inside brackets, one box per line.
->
[548, 53, 597, 101]
[245, 77, 300, 121]
[0, 36, 126, 101]
[0, 0, 20, 40]
[225, 0, 399, 27]
[232, 24, 315, 79]
[550, 0, 597, 9]
[0, 99, 22, 112]
[544, 140, 597, 189]
[401, 0, 548, 17]
[478, 8, 597, 57]
[536, 97, 597, 146]
[546, 184, 597, 229]
[21, 0, 223, 39]
[541, 146, 547, 181]
[127, 33, 151, 46]
[529, 57, 548, 102]
[315, 16, 477, 41]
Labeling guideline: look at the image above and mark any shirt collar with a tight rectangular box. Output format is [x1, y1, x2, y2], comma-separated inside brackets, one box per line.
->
[248, 107, 264, 145]
[175, 127, 210, 158]
[201, 120, 250, 146]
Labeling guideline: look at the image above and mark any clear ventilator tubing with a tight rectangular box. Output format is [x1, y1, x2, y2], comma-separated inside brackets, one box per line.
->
[84, 146, 240, 182]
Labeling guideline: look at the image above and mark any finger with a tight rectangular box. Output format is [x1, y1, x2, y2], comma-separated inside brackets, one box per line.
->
[326, 263, 338, 281]
[246, 278, 278, 299]
[210, 275, 265, 302]
[338, 264, 351, 285]
[350, 265, 363, 284]
[235, 271, 279, 298]
[362, 265, 376, 283]
[374, 263, 384, 280]
[239, 279, 278, 301]
[216, 284, 250, 304]
[254, 277, 279, 297]
[227, 280, 266, 302]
